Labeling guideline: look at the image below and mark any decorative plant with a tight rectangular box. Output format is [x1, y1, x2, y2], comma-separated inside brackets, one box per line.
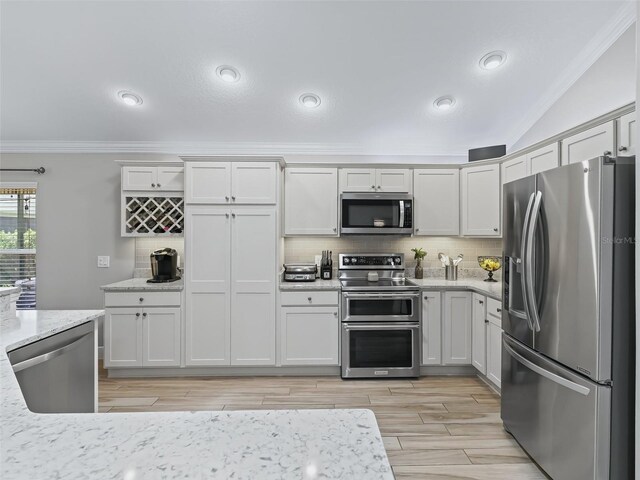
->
[411, 247, 427, 261]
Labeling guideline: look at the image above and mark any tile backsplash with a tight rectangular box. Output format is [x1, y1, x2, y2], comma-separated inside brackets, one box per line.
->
[284, 236, 503, 279]
[135, 238, 185, 269]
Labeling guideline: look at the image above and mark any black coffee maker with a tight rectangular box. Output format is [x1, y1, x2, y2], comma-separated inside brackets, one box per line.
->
[147, 248, 181, 283]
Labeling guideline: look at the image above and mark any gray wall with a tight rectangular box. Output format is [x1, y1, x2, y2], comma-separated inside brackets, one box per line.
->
[0, 153, 176, 309]
[511, 25, 636, 151]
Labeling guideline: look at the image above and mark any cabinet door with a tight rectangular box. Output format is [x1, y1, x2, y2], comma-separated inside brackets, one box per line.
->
[414, 169, 459, 236]
[376, 169, 412, 193]
[230, 208, 277, 365]
[122, 166, 157, 191]
[285, 168, 338, 236]
[460, 164, 501, 236]
[486, 323, 502, 388]
[185, 206, 231, 365]
[561, 121, 614, 165]
[471, 294, 487, 375]
[143, 307, 181, 367]
[617, 111, 636, 156]
[339, 168, 376, 192]
[442, 291, 472, 365]
[501, 156, 527, 184]
[280, 306, 340, 365]
[185, 162, 231, 204]
[527, 143, 559, 175]
[156, 166, 184, 192]
[231, 162, 277, 204]
[104, 308, 142, 367]
[421, 291, 442, 365]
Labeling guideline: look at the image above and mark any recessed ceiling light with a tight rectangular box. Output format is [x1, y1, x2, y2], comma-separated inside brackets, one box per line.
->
[117, 90, 143, 106]
[480, 51, 506, 70]
[433, 96, 455, 111]
[216, 65, 240, 83]
[299, 93, 321, 108]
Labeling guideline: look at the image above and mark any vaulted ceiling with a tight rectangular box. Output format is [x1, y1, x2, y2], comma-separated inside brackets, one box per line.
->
[0, 1, 635, 155]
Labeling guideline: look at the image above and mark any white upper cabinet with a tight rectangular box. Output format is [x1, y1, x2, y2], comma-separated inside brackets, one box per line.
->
[122, 165, 184, 192]
[460, 163, 501, 236]
[285, 168, 338, 236]
[413, 169, 459, 236]
[501, 155, 527, 185]
[617, 111, 636, 156]
[442, 291, 472, 365]
[561, 120, 614, 165]
[421, 291, 442, 365]
[376, 169, 412, 193]
[185, 161, 277, 205]
[186, 162, 232, 204]
[231, 162, 277, 204]
[339, 168, 411, 193]
[471, 293, 486, 375]
[527, 142, 559, 175]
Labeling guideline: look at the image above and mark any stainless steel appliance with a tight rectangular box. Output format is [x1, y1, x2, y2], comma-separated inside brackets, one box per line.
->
[8, 320, 97, 413]
[148, 247, 181, 283]
[501, 156, 635, 480]
[339, 253, 421, 378]
[283, 263, 317, 282]
[340, 193, 413, 235]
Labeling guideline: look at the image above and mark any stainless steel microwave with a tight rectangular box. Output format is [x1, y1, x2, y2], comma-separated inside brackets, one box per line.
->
[340, 193, 413, 235]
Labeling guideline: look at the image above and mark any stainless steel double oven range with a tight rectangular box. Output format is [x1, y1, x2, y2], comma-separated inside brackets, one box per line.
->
[339, 253, 421, 379]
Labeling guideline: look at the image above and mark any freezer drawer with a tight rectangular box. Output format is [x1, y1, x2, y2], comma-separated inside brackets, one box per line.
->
[501, 334, 611, 480]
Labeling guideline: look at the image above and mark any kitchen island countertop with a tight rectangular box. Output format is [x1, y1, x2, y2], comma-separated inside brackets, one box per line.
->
[1, 310, 392, 480]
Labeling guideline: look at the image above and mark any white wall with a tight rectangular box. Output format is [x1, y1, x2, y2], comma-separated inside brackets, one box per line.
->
[0, 153, 177, 309]
[511, 25, 636, 151]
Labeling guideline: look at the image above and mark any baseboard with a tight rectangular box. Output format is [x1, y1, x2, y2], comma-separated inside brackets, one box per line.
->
[419, 365, 477, 376]
[476, 372, 501, 395]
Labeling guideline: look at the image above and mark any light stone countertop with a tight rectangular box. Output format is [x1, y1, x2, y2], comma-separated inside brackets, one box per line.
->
[279, 279, 342, 290]
[0, 286, 21, 297]
[1, 310, 392, 480]
[100, 277, 184, 291]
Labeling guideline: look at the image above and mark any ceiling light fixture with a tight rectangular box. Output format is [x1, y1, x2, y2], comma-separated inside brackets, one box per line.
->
[479, 51, 507, 70]
[299, 93, 321, 108]
[117, 90, 143, 106]
[216, 65, 241, 83]
[433, 96, 455, 111]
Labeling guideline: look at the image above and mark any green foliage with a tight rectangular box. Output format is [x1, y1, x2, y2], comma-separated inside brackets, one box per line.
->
[0, 229, 36, 249]
[411, 247, 427, 260]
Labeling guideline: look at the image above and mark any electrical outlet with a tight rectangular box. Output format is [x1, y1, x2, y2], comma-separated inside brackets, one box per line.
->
[97, 256, 110, 268]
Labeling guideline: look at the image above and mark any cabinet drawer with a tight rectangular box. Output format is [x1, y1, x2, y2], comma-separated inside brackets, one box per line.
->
[280, 291, 339, 306]
[105, 291, 181, 307]
[486, 297, 502, 326]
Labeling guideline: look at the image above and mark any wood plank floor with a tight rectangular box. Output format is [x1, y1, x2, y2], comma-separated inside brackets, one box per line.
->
[98, 364, 547, 479]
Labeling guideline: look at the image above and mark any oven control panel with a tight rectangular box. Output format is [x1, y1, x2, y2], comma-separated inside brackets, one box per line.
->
[339, 254, 404, 269]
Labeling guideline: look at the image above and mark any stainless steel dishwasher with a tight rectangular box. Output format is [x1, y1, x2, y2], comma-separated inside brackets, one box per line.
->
[8, 320, 97, 413]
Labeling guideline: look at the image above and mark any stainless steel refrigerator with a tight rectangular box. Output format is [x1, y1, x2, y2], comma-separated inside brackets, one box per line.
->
[501, 156, 635, 480]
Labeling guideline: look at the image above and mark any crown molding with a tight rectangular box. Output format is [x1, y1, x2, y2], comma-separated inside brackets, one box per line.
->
[505, 0, 637, 148]
[0, 140, 469, 157]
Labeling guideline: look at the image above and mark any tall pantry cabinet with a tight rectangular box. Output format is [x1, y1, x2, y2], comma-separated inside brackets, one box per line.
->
[183, 158, 280, 366]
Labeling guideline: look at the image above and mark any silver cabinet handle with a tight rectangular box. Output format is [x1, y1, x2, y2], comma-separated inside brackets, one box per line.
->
[423, 296, 428, 300]
[12, 333, 93, 373]
[307, 297, 312, 302]
[484, 319, 489, 324]
[139, 297, 144, 302]
[151, 183, 156, 187]
[142, 312, 147, 317]
[333, 312, 338, 317]
[619, 146, 628, 152]
[497, 308, 502, 313]
[135, 312, 140, 317]
[225, 196, 230, 201]
[371, 185, 375, 189]
[603, 150, 612, 156]
[333, 227, 337, 233]
[231, 196, 236, 201]
[479, 300, 484, 304]
[231, 213, 236, 218]
[377, 185, 381, 189]
[493, 228, 498, 232]
[157, 183, 161, 187]
[225, 213, 229, 218]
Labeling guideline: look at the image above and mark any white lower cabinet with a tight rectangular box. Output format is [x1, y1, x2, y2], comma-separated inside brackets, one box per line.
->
[471, 293, 487, 375]
[280, 306, 340, 365]
[486, 322, 502, 388]
[105, 300, 181, 368]
[442, 291, 472, 365]
[421, 291, 442, 365]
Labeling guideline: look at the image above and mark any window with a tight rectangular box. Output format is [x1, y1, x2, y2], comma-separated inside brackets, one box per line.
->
[0, 184, 36, 309]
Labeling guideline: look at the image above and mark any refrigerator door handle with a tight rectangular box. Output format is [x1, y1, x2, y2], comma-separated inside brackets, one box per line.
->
[525, 191, 543, 332]
[503, 338, 590, 396]
[520, 192, 536, 331]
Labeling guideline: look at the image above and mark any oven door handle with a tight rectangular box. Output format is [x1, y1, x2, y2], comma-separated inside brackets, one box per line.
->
[343, 322, 420, 330]
[342, 292, 420, 299]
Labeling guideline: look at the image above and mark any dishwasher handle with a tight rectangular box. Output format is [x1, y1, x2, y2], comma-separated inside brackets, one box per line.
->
[12, 332, 93, 373]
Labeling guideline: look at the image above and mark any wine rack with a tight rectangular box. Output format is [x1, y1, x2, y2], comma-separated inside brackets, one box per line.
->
[123, 196, 184, 237]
